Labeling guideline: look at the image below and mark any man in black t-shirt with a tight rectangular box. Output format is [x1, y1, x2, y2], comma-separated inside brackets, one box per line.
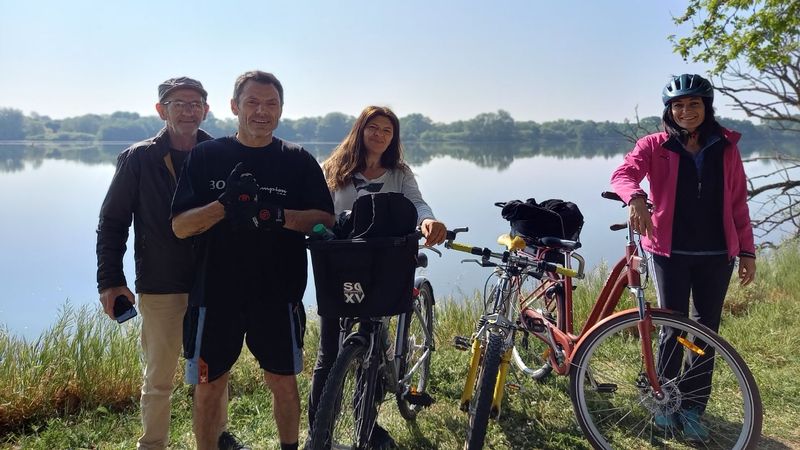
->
[172, 71, 334, 450]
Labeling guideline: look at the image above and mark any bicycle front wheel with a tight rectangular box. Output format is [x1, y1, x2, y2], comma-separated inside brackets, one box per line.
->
[310, 341, 377, 450]
[465, 331, 504, 450]
[570, 310, 762, 450]
[397, 281, 434, 420]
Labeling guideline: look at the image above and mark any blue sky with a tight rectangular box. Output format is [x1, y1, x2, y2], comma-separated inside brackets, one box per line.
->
[0, 0, 731, 123]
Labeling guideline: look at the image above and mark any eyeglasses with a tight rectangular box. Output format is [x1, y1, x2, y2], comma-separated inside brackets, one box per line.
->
[162, 100, 205, 112]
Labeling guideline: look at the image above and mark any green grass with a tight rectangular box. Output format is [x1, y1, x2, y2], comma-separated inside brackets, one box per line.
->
[2, 240, 800, 449]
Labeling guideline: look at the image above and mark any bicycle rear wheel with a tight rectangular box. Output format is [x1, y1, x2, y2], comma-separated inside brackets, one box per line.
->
[465, 331, 504, 450]
[569, 310, 762, 450]
[310, 341, 378, 450]
[397, 281, 434, 420]
[511, 273, 556, 381]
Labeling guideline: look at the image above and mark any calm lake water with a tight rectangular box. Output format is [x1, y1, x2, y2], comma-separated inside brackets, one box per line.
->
[0, 140, 788, 339]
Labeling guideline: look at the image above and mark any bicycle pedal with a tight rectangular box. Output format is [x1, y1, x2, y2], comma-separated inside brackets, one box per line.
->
[453, 335, 471, 351]
[595, 383, 618, 393]
[403, 390, 435, 407]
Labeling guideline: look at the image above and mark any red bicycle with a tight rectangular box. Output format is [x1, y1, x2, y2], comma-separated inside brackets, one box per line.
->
[447, 191, 762, 449]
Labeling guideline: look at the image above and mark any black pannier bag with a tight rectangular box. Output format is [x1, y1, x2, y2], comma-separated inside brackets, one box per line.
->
[310, 192, 420, 318]
[309, 234, 418, 318]
[501, 198, 584, 242]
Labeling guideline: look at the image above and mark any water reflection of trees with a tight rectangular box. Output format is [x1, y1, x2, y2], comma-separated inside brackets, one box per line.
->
[0, 143, 126, 173]
[403, 139, 634, 169]
[0, 138, 796, 173]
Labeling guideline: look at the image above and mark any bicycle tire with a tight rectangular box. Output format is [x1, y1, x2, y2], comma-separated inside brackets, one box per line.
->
[570, 310, 763, 450]
[465, 331, 504, 450]
[309, 341, 377, 450]
[511, 273, 556, 381]
[397, 282, 434, 420]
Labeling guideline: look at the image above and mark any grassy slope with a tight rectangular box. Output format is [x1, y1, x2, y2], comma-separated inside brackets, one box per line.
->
[2, 240, 800, 449]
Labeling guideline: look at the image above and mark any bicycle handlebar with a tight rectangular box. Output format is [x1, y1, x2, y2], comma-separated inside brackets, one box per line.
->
[445, 232, 582, 279]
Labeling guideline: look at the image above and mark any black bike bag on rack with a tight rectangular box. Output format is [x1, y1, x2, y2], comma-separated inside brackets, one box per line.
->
[308, 233, 419, 318]
[501, 198, 584, 242]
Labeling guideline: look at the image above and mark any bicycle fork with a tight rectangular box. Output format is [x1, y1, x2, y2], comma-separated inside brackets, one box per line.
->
[626, 239, 664, 399]
[458, 335, 514, 419]
[459, 338, 482, 412]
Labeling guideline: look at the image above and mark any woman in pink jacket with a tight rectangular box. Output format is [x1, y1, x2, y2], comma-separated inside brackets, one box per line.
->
[610, 73, 756, 442]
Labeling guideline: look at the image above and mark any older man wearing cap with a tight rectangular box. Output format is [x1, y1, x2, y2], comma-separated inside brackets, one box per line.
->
[96, 77, 246, 449]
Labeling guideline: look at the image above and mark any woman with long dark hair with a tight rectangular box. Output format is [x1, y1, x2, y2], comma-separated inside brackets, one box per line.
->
[308, 105, 446, 448]
[610, 73, 756, 442]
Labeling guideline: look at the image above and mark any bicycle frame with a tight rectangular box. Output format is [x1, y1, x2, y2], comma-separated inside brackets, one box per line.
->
[452, 214, 669, 420]
[521, 221, 666, 396]
[451, 233, 575, 419]
[335, 279, 435, 409]
[336, 310, 410, 402]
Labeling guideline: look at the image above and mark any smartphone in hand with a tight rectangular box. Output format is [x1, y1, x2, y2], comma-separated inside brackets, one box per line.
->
[114, 295, 137, 323]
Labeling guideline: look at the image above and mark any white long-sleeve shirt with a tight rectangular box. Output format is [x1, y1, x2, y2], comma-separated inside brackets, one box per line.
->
[332, 168, 435, 224]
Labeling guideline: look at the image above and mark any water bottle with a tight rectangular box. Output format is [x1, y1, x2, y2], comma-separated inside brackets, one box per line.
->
[311, 223, 337, 241]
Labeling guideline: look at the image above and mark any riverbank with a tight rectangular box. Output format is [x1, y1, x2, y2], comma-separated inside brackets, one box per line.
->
[2, 240, 800, 448]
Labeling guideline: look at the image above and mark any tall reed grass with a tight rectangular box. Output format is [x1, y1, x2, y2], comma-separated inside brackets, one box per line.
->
[0, 303, 141, 433]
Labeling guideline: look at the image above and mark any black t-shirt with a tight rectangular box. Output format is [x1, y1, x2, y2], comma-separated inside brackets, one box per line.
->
[170, 148, 190, 173]
[172, 136, 334, 306]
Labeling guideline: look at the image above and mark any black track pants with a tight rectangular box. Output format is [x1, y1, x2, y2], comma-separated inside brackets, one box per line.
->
[650, 253, 735, 412]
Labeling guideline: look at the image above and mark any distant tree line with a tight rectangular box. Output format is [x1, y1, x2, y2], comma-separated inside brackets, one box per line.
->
[0, 107, 797, 145]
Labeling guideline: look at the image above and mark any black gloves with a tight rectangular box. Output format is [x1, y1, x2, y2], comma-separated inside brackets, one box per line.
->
[254, 201, 285, 230]
[218, 162, 284, 231]
[218, 162, 258, 211]
[218, 163, 259, 230]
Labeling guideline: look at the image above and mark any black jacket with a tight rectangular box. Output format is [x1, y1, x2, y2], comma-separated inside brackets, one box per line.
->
[96, 127, 213, 294]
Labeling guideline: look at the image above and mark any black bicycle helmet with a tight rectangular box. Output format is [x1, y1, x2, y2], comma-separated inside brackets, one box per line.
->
[662, 74, 714, 105]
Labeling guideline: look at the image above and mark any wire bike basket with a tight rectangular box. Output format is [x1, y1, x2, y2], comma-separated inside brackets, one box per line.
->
[308, 233, 419, 318]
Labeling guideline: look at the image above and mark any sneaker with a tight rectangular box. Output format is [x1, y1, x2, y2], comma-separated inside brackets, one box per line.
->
[369, 424, 397, 450]
[654, 412, 678, 430]
[218, 431, 250, 450]
[678, 408, 710, 443]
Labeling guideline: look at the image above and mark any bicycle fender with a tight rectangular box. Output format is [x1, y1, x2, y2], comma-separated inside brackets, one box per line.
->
[414, 277, 434, 303]
[571, 307, 675, 361]
[414, 276, 429, 290]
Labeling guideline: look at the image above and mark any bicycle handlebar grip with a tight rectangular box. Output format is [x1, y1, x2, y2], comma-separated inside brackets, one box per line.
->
[497, 234, 526, 251]
[446, 227, 469, 241]
[447, 242, 484, 255]
[601, 191, 622, 202]
[541, 261, 579, 278]
[555, 266, 579, 278]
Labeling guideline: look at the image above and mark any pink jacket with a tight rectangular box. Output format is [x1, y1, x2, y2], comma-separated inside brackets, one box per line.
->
[610, 129, 755, 259]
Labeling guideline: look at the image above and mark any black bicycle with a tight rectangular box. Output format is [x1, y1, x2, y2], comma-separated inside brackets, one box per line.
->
[307, 232, 442, 449]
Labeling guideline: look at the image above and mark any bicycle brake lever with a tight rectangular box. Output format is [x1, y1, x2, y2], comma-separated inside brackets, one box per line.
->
[420, 246, 443, 257]
[524, 268, 544, 280]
